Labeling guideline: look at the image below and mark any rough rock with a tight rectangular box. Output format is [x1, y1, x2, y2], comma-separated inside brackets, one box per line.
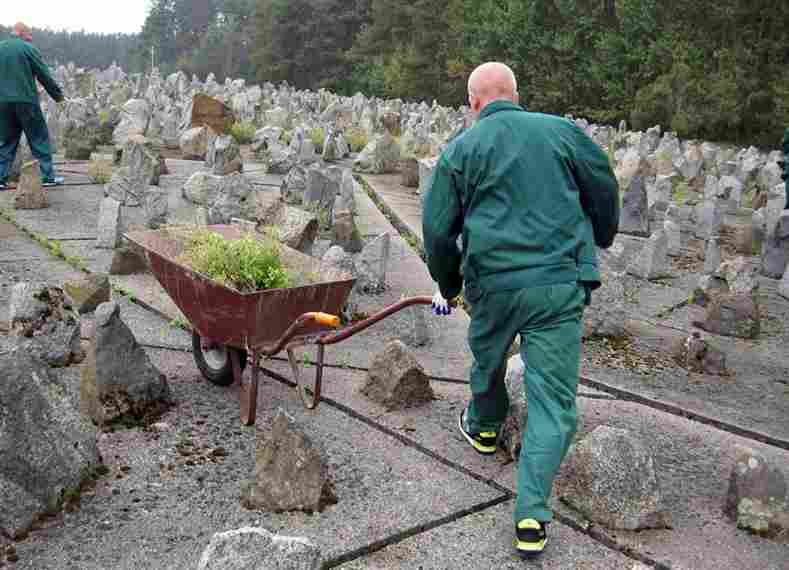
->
[618, 175, 650, 237]
[105, 166, 146, 207]
[109, 246, 148, 275]
[190, 93, 234, 135]
[183, 171, 222, 205]
[304, 166, 340, 225]
[259, 142, 298, 175]
[280, 165, 309, 205]
[180, 126, 211, 160]
[257, 200, 318, 254]
[242, 409, 335, 513]
[63, 273, 111, 314]
[354, 233, 390, 294]
[206, 134, 242, 176]
[143, 188, 169, 229]
[207, 173, 256, 224]
[401, 158, 419, 188]
[779, 264, 789, 300]
[112, 99, 150, 146]
[761, 210, 789, 278]
[331, 210, 363, 253]
[353, 132, 401, 174]
[626, 231, 670, 280]
[695, 293, 760, 339]
[675, 332, 728, 375]
[197, 527, 321, 570]
[122, 135, 164, 186]
[694, 199, 723, 240]
[691, 274, 729, 307]
[0, 347, 100, 538]
[726, 447, 789, 537]
[417, 157, 438, 197]
[562, 426, 670, 530]
[719, 256, 759, 295]
[14, 160, 47, 210]
[703, 236, 722, 275]
[361, 340, 433, 410]
[9, 284, 83, 367]
[80, 301, 171, 425]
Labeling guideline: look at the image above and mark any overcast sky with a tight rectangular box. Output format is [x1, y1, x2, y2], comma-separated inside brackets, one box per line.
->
[8, 0, 149, 35]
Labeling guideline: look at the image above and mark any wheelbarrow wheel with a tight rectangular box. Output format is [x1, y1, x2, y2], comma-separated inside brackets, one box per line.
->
[192, 332, 247, 386]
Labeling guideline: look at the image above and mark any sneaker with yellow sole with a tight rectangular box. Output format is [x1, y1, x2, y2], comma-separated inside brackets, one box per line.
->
[516, 518, 547, 558]
[457, 407, 497, 455]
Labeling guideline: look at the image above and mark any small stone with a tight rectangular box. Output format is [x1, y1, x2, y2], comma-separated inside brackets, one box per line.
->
[96, 197, 124, 249]
[361, 340, 433, 410]
[694, 293, 760, 339]
[562, 426, 671, 530]
[626, 230, 670, 280]
[109, 246, 148, 275]
[703, 236, 722, 275]
[354, 233, 391, 294]
[143, 188, 169, 229]
[618, 175, 650, 237]
[14, 160, 47, 210]
[726, 447, 788, 537]
[63, 274, 111, 314]
[401, 158, 419, 188]
[331, 210, 363, 253]
[761, 210, 789, 278]
[242, 409, 335, 513]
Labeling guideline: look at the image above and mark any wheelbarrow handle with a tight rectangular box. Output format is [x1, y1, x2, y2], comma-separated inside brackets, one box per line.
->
[316, 295, 434, 346]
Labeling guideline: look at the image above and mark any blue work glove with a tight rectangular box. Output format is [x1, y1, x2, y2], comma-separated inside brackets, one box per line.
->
[432, 290, 452, 316]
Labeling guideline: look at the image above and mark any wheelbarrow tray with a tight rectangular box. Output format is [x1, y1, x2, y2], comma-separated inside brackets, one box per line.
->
[124, 225, 355, 350]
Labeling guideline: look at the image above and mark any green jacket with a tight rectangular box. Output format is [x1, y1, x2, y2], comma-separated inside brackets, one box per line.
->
[422, 101, 619, 300]
[0, 37, 63, 103]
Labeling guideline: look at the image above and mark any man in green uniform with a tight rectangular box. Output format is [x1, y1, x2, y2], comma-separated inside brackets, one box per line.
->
[0, 22, 64, 190]
[423, 62, 619, 557]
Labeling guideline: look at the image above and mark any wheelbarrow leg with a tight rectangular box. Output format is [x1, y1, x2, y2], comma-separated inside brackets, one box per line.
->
[288, 345, 324, 410]
[234, 350, 259, 426]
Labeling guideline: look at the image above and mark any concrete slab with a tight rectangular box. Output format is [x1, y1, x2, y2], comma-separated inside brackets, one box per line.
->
[336, 502, 639, 569]
[13, 348, 503, 570]
[259, 360, 789, 570]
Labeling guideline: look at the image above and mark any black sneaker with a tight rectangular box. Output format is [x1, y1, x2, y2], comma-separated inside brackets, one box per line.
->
[457, 407, 497, 455]
[0, 181, 7, 191]
[516, 518, 548, 558]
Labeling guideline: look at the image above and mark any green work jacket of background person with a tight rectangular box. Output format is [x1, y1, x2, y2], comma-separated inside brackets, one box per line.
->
[423, 101, 619, 302]
[0, 37, 63, 103]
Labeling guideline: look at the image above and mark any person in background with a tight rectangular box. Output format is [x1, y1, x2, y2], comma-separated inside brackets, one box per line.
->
[423, 62, 619, 558]
[0, 21, 64, 190]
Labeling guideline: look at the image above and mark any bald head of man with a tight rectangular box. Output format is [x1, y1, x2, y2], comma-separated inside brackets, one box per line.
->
[467, 62, 519, 118]
[14, 22, 33, 43]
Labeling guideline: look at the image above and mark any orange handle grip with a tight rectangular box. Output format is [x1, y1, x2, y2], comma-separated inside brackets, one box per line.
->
[313, 312, 341, 328]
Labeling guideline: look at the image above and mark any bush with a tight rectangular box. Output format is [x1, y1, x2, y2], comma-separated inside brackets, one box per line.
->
[309, 127, 326, 153]
[87, 159, 113, 184]
[179, 229, 291, 292]
[345, 128, 369, 153]
[229, 122, 256, 145]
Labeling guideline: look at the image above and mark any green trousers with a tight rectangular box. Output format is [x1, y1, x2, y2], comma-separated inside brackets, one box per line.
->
[465, 282, 586, 523]
[0, 102, 56, 184]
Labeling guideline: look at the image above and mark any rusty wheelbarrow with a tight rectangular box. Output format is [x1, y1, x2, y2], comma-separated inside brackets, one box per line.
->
[125, 225, 433, 426]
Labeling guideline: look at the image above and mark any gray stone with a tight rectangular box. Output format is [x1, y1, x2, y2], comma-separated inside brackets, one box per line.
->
[501, 354, 527, 462]
[401, 158, 419, 188]
[304, 166, 340, 225]
[663, 217, 681, 256]
[615, 149, 644, 190]
[197, 527, 321, 570]
[208, 173, 256, 224]
[562, 426, 670, 530]
[319, 246, 355, 282]
[720, 256, 759, 295]
[336, 169, 357, 214]
[112, 98, 150, 146]
[121, 135, 164, 186]
[206, 134, 242, 176]
[0, 347, 100, 538]
[63, 274, 111, 314]
[584, 306, 628, 339]
[180, 126, 210, 160]
[619, 175, 650, 237]
[280, 165, 309, 205]
[353, 132, 401, 174]
[260, 142, 298, 175]
[779, 265, 789, 300]
[331, 210, 363, 253]
[703, 236, 722, 275]
[80, 301, 171, 425]
[761, 211, 789, 278]
[258, 201, 318, 254]
[361, 340, 433, 410]
[14, 160, 47, 210]
[105, 166, 145, 207]
[695, 293, 760, 339]
[183, 171, 222, 205]
[242, 409, 335, 513]
[626, 231, 670, 280]
[9, 284, 83, 368]
[694, 199, 723, 240]
[354, 233, 391, 294]
[143, 188, 169, 229]
[726, 448, 789, 537]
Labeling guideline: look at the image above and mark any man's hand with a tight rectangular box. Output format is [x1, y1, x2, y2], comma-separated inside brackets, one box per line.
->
[432, 290, 453, 316]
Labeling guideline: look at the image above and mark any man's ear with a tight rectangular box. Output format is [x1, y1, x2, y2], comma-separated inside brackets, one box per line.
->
[513, 91, 520, 106]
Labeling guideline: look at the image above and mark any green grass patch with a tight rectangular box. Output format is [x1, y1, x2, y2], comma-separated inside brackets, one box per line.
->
[229, 122, 256, 145]
[345, 128, 369, 153]
[179, 229, 291, 292]
[309, 127, 326, 154]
